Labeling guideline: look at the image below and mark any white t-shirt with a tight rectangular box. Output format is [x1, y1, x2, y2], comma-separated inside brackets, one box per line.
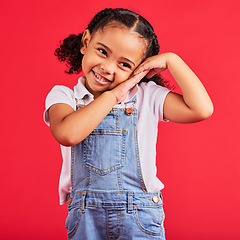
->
[43, 76, 170, 205]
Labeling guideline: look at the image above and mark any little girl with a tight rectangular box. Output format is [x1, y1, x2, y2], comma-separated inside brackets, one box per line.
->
[44, 8, 213, 240]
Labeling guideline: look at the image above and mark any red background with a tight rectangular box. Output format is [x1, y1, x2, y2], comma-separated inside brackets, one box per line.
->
[1, 0, 239, 239]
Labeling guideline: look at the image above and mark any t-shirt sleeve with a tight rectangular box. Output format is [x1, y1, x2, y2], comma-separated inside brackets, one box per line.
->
[152, 84, 171, 122]
[43, 85, 75, 126]
[139, 81, 171, 122]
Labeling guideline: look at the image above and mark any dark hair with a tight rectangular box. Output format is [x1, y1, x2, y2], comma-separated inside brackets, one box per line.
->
[54, 8, 168, 87]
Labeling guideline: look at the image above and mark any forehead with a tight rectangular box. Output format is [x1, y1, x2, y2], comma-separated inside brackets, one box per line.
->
[91, 25, 147, 64]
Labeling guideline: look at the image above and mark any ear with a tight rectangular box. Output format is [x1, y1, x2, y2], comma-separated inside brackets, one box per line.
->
[80, 29, 91, 54]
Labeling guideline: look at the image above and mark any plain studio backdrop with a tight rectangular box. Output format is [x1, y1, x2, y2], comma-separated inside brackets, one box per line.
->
[0, 0, 239, 239]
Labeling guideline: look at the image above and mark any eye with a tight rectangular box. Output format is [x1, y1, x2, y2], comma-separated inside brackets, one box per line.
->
[98, 48, 107, 56]
[120, 62, 131, 69]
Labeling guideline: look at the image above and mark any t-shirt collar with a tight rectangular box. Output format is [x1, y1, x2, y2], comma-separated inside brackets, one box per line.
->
[73, 76, 93, 101]
[73, 76, 139, 103]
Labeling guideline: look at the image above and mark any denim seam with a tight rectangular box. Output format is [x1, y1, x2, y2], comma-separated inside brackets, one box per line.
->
[86, 204, 161, 208]
[117, 168, 123, 191]
[116, 209, 121, 239]
[107, 209, 121, 239]
[68, 202, 81, 210]
[133, 110, 147, 192]
[86, 169, 90, 189]
[69, 190, 162, 195]
[107, 209, 111, 239]
[86, 129, 124, 134]
[71, 146, 75, 192]
[116, 109, 119, 129]
[120, 129, 126, 185]
[84, 164, 124, 175]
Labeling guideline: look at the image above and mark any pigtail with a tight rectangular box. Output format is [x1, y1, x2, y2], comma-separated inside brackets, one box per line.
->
[54, 8, 114, 75]
[54, 32, 83, 74]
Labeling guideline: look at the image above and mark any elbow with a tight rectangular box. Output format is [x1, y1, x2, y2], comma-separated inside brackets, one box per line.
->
[56, 134, 85, 147]
[59, 137, 76, 147]
[204, 102, 214, 119]
[197, 104, 214, 121]
[50, 126, 84, 147]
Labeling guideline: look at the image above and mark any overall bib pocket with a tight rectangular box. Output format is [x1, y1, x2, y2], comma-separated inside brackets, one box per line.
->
[83, 129, 127, 175]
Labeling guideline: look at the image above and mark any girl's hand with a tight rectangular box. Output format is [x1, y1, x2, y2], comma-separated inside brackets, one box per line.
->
[111, 71, 148, 103]
[134, 53, 170, 78]
[111, 53, 172, 104]
[135, 52, 213, 123]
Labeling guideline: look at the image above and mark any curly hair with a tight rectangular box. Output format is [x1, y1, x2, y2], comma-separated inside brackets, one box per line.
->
[54, 8, 168, 87]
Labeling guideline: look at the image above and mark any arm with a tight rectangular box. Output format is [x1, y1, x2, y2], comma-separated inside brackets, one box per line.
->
[134, 53, 214, 123]
[48, 91, 117, 146]
[48, 71, 146, 146]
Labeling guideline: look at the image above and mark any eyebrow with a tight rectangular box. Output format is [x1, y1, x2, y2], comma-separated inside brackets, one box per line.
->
[96, 42, 136, 67]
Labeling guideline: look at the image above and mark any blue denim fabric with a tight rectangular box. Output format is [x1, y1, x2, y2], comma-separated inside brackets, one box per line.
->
[66, 97, 166, 239]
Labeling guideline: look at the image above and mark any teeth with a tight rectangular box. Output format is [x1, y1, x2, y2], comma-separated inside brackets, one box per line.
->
[94, 72, 109, 82]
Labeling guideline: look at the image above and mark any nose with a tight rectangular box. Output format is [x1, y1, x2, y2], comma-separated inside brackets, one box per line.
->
[100, 60, 115, 75]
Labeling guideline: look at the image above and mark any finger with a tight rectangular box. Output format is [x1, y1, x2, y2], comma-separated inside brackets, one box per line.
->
[132, 70, 149, 83]
[127, 71, 148, 88]
[145, 69, 158, 79]
[133, 65, 150, 75]
[134, 60, 158, 75]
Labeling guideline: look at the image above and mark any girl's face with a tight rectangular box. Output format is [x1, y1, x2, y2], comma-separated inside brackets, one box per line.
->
[81, 24, 147, 98]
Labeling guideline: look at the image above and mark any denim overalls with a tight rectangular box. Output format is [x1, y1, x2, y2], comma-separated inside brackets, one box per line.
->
[66, 97, 165, 239]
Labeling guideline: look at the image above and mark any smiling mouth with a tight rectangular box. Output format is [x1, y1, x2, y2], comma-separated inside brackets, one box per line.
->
[92, 71, 112, 84]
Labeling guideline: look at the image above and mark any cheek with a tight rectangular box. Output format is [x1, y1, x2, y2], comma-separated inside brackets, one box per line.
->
[81, 55, 86, 71]
[81, 54, 92, 73]
[123, 70, 134, 80]
[116, 72, 132, 84]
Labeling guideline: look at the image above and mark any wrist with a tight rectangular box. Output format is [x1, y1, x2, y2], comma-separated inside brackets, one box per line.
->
[102, 91, 118, 105]
[166, 52, 181, 68]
